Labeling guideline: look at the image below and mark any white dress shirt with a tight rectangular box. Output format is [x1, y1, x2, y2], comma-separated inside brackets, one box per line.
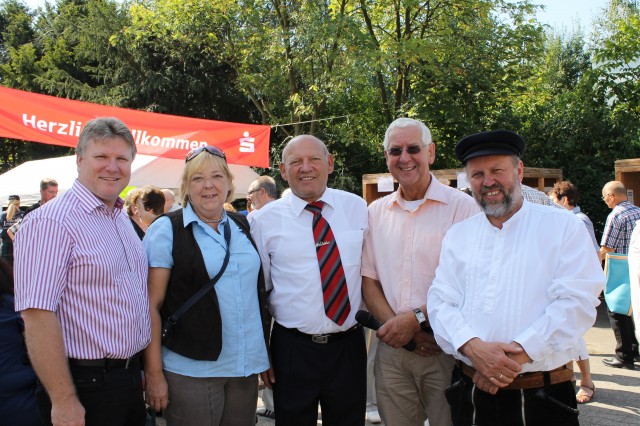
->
[250, 188, 368, 334]
[427, 200, 604, 373]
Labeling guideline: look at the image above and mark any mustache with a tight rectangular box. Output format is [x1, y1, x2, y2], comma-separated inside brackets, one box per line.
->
[480, 183, 504, 195]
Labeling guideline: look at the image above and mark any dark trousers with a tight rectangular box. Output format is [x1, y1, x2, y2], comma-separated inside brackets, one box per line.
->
[446, 367, 579, 426]
[36, 362, 146, 426]
[607, 308, 639, 363]
[271, 323, 366, 426]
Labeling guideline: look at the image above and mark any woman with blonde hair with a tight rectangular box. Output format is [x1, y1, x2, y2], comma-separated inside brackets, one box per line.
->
[0, 196, 24, 264]
[143, 146, 271, 426]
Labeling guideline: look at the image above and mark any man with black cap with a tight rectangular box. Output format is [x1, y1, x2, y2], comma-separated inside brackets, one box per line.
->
[426, 130, 604, 425]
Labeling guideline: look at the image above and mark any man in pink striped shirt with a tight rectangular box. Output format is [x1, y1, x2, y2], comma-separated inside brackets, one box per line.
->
[14, 117, 151, 426]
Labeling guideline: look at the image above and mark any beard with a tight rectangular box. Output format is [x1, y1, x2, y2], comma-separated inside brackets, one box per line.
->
[473, 175, 523, 218]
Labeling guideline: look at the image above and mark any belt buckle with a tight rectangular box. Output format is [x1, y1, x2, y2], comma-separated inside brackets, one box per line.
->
[312, 334, 329, 344]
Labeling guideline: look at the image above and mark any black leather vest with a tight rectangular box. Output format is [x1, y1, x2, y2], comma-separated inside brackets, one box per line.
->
[160, 209, 270, 361]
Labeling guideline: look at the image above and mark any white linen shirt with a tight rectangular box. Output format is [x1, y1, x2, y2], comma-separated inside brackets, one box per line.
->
[427, 200, 604, 373]
[250, 188, 368, 334]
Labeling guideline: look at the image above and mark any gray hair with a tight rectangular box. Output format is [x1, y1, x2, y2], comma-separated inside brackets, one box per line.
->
[383, 118, 432, 150]
[76, 117, 136, 158]
[251, 176, 278, 199]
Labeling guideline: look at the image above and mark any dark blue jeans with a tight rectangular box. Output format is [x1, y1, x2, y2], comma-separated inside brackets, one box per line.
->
[36, 362, 146, 426]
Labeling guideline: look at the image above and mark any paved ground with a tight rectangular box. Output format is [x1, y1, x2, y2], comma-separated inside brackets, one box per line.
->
[160, 302, 640, 425]
[568, 302, 640, 425]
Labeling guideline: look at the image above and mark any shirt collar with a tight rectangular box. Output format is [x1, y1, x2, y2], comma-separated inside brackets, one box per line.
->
[387, 174, 448, 210]
[72, 179, 125, 214]
[289, 188, 333, 217]
[182, 202, 228, 228]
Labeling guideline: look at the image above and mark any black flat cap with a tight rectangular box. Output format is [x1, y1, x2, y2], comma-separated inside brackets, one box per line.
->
[455, 130, 525, 165]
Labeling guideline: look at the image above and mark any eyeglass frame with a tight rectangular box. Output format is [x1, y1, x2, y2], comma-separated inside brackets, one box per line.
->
[601, 193, 613, 201]
[385, 143, 428, 157]
[185, 146, 227, 163]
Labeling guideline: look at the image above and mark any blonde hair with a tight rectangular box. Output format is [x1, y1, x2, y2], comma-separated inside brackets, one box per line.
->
[125, 186, 165, 216]
[6, 200, 20, 221]
[124, 188, 143, 217]
[179, 153, 235, 206]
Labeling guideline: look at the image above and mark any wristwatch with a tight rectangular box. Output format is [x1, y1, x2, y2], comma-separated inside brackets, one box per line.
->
[413, 308, 433, 334]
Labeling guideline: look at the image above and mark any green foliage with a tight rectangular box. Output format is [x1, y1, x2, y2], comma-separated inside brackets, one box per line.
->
[0, 0, 639, 218]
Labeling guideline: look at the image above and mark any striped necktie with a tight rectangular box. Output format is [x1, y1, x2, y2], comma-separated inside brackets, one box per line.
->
[305, 201, 351, 325]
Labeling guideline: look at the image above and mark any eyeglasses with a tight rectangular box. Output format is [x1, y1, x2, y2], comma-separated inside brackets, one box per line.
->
[386, 144, 427, 157]
[602, 193, 612, 201]
[185, 146, 227, 163]
[247, 188, 262, 196]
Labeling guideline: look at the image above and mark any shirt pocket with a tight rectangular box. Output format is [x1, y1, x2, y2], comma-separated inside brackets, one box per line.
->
[335, 230, 364, 266]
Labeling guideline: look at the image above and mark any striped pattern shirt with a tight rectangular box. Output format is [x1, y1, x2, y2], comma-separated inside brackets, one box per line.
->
[601, 201, 640, 254]
[14, 180, 151, 359]
[521, 184, 561, 208]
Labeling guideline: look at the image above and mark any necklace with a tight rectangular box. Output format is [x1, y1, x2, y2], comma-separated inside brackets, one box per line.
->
[196, 212, 224, 224]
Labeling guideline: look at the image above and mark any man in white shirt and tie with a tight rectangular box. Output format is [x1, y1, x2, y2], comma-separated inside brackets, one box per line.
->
[251, 135, 369, 426]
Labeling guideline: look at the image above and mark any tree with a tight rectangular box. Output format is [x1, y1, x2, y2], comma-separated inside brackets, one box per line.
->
[594, 1, 640, 120]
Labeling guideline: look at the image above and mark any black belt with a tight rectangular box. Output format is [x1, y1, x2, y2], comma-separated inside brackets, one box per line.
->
[68, 353, 141, 370]
[275, 322, 361, 344]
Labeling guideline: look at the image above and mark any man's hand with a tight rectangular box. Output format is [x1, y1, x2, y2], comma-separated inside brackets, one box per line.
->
[51, 395, 85, 426]
[461, 338, 523, 393]
[377, 311, 420, 348]
[472, 372, 500, 395]
[412, 331, 442, 357]
[260, 366, 275, 390]
[144, 370, 169, 412]
[21, 309, 84, 425]
[507, 341, 532, 365]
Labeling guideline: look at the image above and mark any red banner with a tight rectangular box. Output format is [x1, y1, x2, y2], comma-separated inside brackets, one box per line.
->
[0, 86, 270, 167]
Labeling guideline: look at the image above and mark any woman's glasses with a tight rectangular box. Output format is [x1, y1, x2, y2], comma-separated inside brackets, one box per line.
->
[185, 146, 227, 163]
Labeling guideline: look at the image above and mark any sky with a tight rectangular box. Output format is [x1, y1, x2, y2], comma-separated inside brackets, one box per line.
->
[21, 0, 610, 31]
[534, 0, 610, 31]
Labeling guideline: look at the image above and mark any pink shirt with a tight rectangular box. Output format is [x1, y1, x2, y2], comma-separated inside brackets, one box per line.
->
[14, 180, 151, 359]
[361, 177, 480, 314]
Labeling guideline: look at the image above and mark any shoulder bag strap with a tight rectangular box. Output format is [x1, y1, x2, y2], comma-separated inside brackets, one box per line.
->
[163, 220, 232, 336]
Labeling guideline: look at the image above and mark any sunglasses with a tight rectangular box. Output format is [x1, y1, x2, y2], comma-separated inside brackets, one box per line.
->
[185, 146, 227, 163]
[386, 144, 426, 157]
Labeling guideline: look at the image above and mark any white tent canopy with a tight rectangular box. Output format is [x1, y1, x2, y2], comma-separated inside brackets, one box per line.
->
[0, 154, 259, 207]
